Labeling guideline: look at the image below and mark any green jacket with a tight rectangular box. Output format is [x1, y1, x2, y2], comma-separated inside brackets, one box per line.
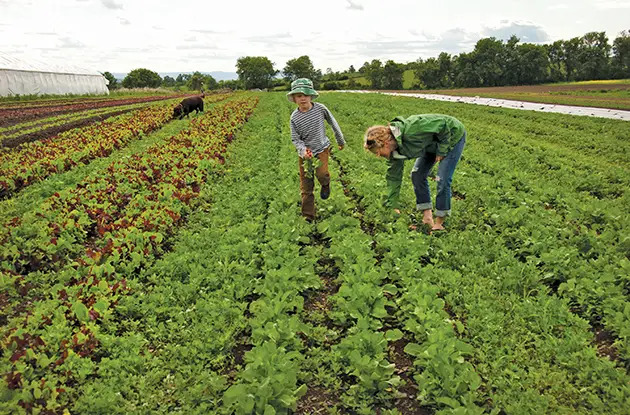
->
[385, 114, 466, 208]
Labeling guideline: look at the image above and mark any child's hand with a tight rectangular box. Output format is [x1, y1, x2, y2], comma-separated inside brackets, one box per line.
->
[436, 155, 444, 162]
[338, 144, 344, 151]
[304, 148, 313, 159]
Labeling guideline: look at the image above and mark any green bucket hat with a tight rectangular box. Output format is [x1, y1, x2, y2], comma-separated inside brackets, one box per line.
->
[287, 78, 319, 102]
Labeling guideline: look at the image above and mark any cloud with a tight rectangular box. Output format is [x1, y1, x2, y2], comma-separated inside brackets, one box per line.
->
[176, 43, 220, 50]
[548, 4, 570, 10]
[243, 32, 298, 48]
[353, 39, 429, 53]
[594, 0, 630, 8]
[58, 37, 86, 48]
[431, 28, 478, 53]
[483, 22, 550, 43]
[346, 0, 363, 10]
[116, 47, 153, 53]
[192, 29, 221, 35]
[118, 17, 130, 25]
[102, 0, 123, 10]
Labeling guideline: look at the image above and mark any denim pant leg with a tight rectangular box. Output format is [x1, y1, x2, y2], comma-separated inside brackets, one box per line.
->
[411, 152, 437, 211]
[435, 133, 466, 217]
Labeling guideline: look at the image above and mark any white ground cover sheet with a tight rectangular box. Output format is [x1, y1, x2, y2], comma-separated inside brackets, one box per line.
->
[343, 90, 630, 121]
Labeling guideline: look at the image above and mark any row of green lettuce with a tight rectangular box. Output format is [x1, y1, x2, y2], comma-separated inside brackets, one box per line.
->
[321, 91, 630, 413]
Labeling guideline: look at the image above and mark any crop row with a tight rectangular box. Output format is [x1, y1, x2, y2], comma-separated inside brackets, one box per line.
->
[0, 93, 189, 128]
[0, 94, 230, 199]
[0, 101, 162, 139]
[330, 92, 630, 358]
[0, 95, 132, 110]
[222, 100, 316, 413]
[0, 96, 258, 413]
[324, 92, 630, 413]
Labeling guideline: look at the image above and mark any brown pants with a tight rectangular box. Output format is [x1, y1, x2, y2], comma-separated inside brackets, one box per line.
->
[298, 148, 331, 219]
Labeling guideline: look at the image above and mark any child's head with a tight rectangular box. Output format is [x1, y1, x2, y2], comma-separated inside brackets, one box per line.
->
[364, 125, 394, 156]
[287, 78, 319, 103]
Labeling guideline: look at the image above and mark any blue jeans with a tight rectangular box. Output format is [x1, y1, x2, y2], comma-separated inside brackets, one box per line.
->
[411, 133, 466, 217]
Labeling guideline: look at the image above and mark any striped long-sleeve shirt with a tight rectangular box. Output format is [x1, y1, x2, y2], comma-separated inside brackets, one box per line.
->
[290, 102, 345, 157]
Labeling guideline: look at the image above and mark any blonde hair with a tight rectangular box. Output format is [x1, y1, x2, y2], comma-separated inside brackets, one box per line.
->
[364, 125, 393, 153]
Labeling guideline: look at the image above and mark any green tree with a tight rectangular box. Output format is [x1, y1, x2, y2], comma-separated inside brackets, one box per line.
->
[472, 37, 506, 86]
[187, 71, 205, 91]
[418, 53, 454, 89]
[503, 35, 521, 85]
[612, 30, 630, 78]
[382, 60, 404, 89]
[417, 57, 441, 89]
[218, 79, 242, 90]
[365, 59, 384, 89]
[236, 56, 277, 89]
[175, 74, 191, 86]
[162, 75, 176, 87]
[204, 74, 218, 90]
[562, 37, 582, 81]
[436, 52, 454, 87]
[518, 43, 549, 84]
[453, 52, 482, 87]
[122, 68, 162, 88]
[576, 31, 611, 80]
[546, 40, 567, 82]
[283, 55, 318, 82]
[102, 71, 119, 90]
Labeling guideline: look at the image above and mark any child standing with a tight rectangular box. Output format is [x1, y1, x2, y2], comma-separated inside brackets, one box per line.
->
[288, 78, 345, 221]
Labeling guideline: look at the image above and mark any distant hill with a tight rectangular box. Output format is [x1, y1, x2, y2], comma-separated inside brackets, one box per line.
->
[111, 71, 238, 81]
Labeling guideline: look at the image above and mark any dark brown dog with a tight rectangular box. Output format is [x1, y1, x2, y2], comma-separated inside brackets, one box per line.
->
[173, 95, 204, 119]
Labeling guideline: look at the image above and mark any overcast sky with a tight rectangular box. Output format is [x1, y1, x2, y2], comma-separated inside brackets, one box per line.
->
[1, 0, 629, 75]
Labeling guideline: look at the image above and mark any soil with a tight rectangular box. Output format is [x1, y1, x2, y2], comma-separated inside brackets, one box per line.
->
[295, 385, 339, 414]
[1, 108, 137, 148]
[389, 338, 433, 415]
[0, 94, 185, 128]
[592, 325, 619, 362]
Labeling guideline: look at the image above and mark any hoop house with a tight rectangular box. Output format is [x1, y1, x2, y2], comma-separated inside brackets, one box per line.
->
[0, 52, 109, 97]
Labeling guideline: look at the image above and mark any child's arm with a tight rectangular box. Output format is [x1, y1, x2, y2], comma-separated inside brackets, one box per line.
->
[290, 119, 308, 157]
[323, 107, 345, 149]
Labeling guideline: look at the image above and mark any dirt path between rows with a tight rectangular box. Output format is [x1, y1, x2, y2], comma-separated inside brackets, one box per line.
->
[1, 108, 137, 148]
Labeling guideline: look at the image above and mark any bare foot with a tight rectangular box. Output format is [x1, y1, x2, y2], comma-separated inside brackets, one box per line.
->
[432, 216, 445, 231]
[421, 209, 434, 227]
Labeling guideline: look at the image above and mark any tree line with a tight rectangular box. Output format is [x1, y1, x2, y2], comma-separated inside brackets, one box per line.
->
[103, 29, 630, 92]
[101, 70, 240, 91]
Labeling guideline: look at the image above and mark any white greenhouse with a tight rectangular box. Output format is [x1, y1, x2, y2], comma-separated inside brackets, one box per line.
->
[0, 52, 109, 97]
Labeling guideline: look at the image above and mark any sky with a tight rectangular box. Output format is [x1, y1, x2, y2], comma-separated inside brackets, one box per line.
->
[1, 0, 629, 76]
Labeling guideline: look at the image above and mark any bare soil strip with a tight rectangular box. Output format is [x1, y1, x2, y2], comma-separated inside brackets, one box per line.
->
[1, 108, 136, 148]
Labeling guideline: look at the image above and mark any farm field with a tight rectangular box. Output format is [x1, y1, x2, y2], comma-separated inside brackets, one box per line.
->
[388, 78, 630, 111]
[1, 91, 629, 414]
